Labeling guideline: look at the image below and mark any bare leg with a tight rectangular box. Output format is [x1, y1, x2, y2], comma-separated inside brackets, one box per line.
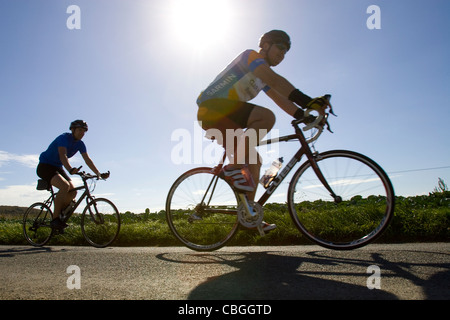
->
[235, 106, 275, 201]
[50, 174, 77, 218]
[199, 104, 275, 201]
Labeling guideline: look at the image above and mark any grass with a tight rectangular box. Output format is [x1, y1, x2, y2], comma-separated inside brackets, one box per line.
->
[1, 191, 449, 247]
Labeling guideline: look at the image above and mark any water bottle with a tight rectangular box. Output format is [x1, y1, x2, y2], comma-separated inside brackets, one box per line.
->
[62, 200, 76, 218]
[260, 158, 284, 188]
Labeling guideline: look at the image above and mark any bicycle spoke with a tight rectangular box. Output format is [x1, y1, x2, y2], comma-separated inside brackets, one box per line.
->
[166, 168, 239, 251]
[81, 198, 120, 248]
[23, 203, 54, 247]
[288, 150, 394, 250]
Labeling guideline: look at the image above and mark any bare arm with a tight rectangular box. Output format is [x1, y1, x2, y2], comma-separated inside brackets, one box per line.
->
[81, 152, 101, 176]
[253, 63, 296, 98]
[265, 88, 298, 117]
[253, 63, 311, 116]
[58, 147, 73, 173]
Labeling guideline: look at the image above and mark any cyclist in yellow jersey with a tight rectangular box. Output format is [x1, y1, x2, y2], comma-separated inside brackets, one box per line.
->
[197, 30, 330, 231]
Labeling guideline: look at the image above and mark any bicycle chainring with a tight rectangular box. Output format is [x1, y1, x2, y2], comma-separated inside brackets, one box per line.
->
[237, 201, 264, 229]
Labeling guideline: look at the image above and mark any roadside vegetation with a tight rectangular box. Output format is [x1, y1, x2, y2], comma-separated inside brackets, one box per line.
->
[1, 179, 449, 247]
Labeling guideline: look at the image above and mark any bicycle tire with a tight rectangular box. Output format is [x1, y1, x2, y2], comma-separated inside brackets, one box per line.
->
[287, 150, 395, 250]
[81, 198, 121, 248]
[165, 167, 240, 251]
[23, 202, 54, 247]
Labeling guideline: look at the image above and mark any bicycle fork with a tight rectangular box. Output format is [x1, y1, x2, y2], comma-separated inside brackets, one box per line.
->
[309, 153, 342, 203]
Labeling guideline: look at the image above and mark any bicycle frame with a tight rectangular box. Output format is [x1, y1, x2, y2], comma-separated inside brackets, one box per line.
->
[257, 120, 340, 206]
[44, 175, 97, 221]
[199, 119, 339, 217]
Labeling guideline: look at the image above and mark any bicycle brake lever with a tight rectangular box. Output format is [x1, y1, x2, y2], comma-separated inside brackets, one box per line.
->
[328, 104, 337, 117]
[326, 120, 334, 133]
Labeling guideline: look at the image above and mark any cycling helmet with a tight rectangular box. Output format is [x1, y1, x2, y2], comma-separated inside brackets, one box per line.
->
[70, 120, 88, 131]
[259, 30, 291, 51]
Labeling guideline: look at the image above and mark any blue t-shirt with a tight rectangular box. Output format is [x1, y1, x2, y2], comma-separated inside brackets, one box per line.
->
[39, 133, 87, 167]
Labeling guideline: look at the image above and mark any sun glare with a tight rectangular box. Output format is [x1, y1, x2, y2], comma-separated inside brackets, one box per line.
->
[168, 0, 234, 50]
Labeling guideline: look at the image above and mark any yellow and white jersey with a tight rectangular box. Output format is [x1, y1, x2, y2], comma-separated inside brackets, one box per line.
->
[197, 50, 270, 104]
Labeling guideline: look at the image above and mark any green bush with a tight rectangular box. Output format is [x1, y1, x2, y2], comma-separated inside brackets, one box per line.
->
[1, 191, 448, 246]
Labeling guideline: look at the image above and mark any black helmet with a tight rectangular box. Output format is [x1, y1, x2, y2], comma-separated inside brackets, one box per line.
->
[70, 120, 88, 131]
[259, 30, 291, 51]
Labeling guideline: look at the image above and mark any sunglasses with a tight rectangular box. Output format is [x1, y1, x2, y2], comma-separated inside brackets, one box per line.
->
[274, 43, 289, 52]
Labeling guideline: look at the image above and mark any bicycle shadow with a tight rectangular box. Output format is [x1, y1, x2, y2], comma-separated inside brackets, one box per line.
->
[157, 248, 449, 300]
[0, 246, 53, 258]
[157, 250, 396, 300]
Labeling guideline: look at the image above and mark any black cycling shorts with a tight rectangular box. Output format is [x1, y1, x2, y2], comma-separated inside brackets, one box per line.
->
[197, 99, 256, 130]
[37, 163, 71, 184]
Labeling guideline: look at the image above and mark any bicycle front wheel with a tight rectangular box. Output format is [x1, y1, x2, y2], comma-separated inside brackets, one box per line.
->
[288, 150, 395, 250]
[166, 167, 240, 251]
[81, 198, 121, 248]
[23, 202, 54, 247]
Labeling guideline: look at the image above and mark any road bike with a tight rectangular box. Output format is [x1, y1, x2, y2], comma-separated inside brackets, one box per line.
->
[166, 96, 395, 251]
[23, 170, 121, 248]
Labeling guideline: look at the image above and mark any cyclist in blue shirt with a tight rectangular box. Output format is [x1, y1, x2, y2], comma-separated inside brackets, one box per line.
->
[37, 120, 107, 229]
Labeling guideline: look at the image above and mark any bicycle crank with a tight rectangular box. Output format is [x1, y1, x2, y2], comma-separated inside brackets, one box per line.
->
[237, 194, 265, 236]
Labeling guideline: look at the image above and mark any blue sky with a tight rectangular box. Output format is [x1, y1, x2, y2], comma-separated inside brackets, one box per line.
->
[1, 0, 449, 213]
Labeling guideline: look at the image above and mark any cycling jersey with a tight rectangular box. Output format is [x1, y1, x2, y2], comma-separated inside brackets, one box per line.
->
[197, 50, 270, 105]
[39, 133, 87, 167]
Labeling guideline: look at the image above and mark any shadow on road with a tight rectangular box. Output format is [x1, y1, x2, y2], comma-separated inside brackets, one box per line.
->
[0, 246, 53, 258]
[157, 248, 449, 300]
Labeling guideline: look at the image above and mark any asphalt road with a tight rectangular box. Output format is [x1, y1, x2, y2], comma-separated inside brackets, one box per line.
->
[0, 243, 448, 300]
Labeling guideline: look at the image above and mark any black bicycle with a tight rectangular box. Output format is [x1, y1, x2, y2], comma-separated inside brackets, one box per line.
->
[23, 170, 120, 248]
[166, 96, 395, 251]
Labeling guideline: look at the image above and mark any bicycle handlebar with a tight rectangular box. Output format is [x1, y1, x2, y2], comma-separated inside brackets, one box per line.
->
[75, 167, 110, 181]
[292, 94, 336, 143]
[302, 110, 325, 131]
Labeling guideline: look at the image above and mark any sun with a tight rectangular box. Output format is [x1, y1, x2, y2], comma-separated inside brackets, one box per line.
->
[167, 0, 234, 50]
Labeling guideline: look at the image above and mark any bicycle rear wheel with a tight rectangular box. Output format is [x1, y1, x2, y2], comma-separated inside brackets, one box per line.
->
[23, 202, 54, 247]
[166, 167, 240, 251]
[288, 150, 395, 250]
[81, 198, 121, 248]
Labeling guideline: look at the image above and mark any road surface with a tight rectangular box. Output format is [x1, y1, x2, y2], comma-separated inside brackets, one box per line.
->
[0, 243, 449, 300]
